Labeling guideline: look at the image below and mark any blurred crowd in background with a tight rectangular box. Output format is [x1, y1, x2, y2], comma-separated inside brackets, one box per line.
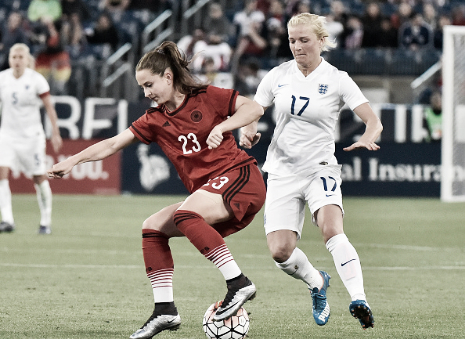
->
[0, 0, 463, 140]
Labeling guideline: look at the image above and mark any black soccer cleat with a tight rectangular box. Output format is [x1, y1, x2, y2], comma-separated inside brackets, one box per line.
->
[0, 221, 15, 233]
[213, 274, 256, 321]
[130, 304, 181, 339]
[38, 225, 51, 234]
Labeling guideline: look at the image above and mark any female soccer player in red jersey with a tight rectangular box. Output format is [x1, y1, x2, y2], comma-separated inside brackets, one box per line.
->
[48, 41, 266, 339]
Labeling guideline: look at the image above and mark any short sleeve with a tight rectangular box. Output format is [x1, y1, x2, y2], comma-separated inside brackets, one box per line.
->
[254, 68, 275, 108]
[34, 71, 51, 97]
[339, 73, 368, 110]
[205, 86, 238, 118]
[130, 111, 154, 144]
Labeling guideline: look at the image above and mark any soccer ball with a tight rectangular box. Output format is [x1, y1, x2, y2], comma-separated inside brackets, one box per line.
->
[202, 301, 250, 339]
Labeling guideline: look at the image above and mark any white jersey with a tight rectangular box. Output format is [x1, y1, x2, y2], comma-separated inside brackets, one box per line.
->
[0, 68, 50, 140]
[254, 58, 368, 176]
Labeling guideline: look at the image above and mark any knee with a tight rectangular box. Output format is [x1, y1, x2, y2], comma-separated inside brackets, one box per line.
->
[141, 218, 151, 231]
[142, 217, 158, 231]
[269, 242, 293, 263]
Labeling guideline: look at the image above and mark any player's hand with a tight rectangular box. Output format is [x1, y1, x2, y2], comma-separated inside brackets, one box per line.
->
[47, 158, 75, 179]
[239, 132, 261, 149]
[51, 134, 63, 153]
[343, 140, 380, 152]
[207, 126, 224, 149]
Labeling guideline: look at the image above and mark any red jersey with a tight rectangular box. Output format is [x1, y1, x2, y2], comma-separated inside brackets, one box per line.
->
[129, 85, 256, 193]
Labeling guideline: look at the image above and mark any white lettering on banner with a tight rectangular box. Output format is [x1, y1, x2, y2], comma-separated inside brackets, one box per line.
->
[83, 98, 115, 139]
[117, 99, 128, 136]
[48, 96, 433, 142]
[368, 158, 441, 182]
[341, 157, 362, 181]
[72, 162, 109, 180]
[46, 96, 82, 139]
[54, 155, 109, 180]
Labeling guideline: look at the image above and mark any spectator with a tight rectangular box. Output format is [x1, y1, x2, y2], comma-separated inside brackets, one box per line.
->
[99, 0, 130, 23]
[399, 12, 433, 51]
[232, 0, 267, 69]
[434, 14, 451, 50]
[325, 13, 344, 46]
[202, 2, 233, 46]
[233, 58, 265, 97]
[177, 27, 232, 73]
[264, 0, 289, 59]
[233, 0, 266, 43]
[423, 90, 442, 142]
[0, 12, 30, 70]
[361, 2, 384, 48]
[84, 12, 120, 52]
[177, 27, 207, 62]
[286, 0, 312, 19]
[342, 15, 364, 49]
[329, 0, 348, 28]
[128, 0, 172, 13]
[390, 2, 412, 30]
[28, 0, 62, 23]
[61, 0, 91, 23]
[422, 3, 438, 30]
[60, 12, 86, 58]
[34, 18, 72, 94]
[379, 16, 398, 48]
[451, 4, 465, 26]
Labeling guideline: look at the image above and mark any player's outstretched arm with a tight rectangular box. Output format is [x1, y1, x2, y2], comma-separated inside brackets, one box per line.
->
[48, 129, 137, 178]
[343, 103, 383, 152]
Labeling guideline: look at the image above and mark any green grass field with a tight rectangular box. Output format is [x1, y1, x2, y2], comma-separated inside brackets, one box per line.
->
[1, 195, 464, 339]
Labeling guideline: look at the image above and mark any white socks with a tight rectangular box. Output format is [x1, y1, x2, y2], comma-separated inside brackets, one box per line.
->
[34, 180, 52, 227]
[0, 179, 14, 224]
[149, 268, 174, 303]
[326, 233, 366, 301]
[275, 247, 323, 290]
[205, 244, 242, 281]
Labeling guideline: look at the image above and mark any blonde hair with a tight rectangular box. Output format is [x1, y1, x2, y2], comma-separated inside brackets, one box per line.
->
[9, 43, 35, 69]
[288, 13, 337, 51]
[9, 43, 31, 56]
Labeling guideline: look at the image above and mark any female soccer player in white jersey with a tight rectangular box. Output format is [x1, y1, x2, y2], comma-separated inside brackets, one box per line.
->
[0, 43, 62, 234]
[241, 13, 383, 329]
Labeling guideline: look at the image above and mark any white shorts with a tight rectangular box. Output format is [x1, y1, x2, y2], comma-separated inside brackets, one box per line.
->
[264, 164, 344, 239]
[0, 134, 47, 177]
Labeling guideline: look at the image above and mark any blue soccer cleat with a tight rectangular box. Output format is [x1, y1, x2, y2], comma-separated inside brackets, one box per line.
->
[310, 270, 331, 326]
[349, 300, 374, 329]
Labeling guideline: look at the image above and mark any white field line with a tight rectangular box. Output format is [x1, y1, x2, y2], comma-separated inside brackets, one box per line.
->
[1, 262, 465, 271]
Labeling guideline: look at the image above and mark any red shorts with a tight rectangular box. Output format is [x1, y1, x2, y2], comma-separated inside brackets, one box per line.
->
[200, 163, 266, 238]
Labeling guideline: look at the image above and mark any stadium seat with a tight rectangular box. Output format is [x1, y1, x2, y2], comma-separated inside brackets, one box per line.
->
[359, 49, 387, 75]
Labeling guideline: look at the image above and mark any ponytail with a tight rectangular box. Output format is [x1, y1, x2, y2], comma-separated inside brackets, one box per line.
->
[136, 41, 208, 94]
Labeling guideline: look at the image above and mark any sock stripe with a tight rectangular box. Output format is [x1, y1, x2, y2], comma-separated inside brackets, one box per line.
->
[205, 244, 234, 268]
[142, 231, 169, 239]
[148, 268, 174, 288]
[173, 211, 202, 226]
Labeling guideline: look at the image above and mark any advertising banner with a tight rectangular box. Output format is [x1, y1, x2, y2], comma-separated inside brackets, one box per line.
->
[5, 96, 441, 196]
